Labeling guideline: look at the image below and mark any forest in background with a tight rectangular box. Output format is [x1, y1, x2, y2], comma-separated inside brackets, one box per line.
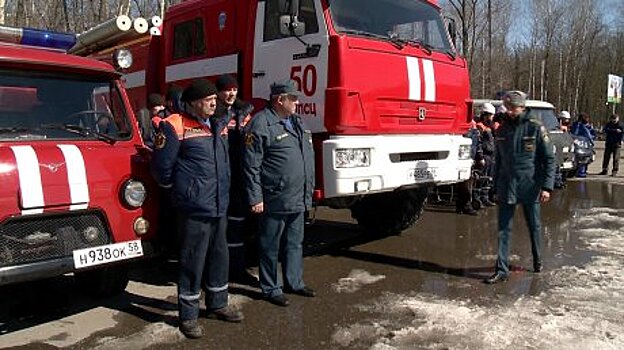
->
[0, 0, 622, 122]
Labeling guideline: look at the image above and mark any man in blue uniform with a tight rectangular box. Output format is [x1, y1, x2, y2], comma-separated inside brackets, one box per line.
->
[485, 90, 555, 284]
[242, 80, 315, 306]
[214, 74, 256, 283]
[152, 79, 243, 339]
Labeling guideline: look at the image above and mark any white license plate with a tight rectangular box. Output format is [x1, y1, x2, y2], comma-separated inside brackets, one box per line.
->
[409, 167, 436, 181]
[562, 161, 574, 170]
[73, 240, 143, 269]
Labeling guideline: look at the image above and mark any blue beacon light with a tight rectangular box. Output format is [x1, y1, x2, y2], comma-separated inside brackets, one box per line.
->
[0, 25, 76, 51]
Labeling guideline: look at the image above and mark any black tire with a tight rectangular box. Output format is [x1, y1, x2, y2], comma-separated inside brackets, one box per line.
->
[350, 187, 428, 236]
[472, 199, 482, 210]
[75, 265, 129, 297]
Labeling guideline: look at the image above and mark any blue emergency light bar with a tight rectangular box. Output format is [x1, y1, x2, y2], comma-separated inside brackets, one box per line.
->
[0, 25, 76, 51]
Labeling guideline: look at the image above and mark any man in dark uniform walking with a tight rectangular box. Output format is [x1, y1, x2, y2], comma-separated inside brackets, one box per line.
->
[214, 74, 256, 283]
[242, 80, 315, 306]
[152, 79, 243, 339]
[485, 90, 555, 284]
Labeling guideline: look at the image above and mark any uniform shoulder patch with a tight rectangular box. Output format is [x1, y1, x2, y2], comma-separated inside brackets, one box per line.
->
[244, 132, 254, 147]
[154, 131, 167, 149]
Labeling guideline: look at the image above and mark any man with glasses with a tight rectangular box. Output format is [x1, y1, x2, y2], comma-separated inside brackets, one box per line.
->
[242, 80, 315, 306]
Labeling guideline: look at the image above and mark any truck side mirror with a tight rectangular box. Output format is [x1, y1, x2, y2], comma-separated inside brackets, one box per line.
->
[446, 17, 457, 48]
[280, 14, 306, 37]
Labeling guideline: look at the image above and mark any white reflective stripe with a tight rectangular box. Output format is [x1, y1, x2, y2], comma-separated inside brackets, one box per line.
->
[207, 284, 228, 293]
[166, 54, 238, 83]
[422, 59, 436, 102]
[11, 146, 44, 215]
[179, 292, 201, 301]
[57, 145, 90, 211]
[159, 183, 173, 189]
[406, 56, 421, 101]
[122, 70, 146, 89]
[227, 216, 245, 222]
[228, 243, 245, 248]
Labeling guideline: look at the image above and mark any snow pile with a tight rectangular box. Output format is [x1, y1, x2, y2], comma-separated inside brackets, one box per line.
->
[332, 269, 386, 293]
[332, 208, 624, 349]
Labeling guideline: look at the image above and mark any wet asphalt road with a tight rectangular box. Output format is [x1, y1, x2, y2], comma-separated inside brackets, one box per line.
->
[1, 145, 624, 349]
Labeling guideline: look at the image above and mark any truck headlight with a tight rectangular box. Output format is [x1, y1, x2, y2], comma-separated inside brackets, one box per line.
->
[335, 148, 371, 168]
[113, 49, 133, 69]
[122, 180, 146, 208]
[458, 144, 472, 160]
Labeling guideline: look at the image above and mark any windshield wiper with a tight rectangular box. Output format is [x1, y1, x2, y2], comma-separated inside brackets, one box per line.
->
[400, 38, 434, 56]
[339, 29, 405, 50]
[40, 123, 116, 144]
[0, 127, 29, 133]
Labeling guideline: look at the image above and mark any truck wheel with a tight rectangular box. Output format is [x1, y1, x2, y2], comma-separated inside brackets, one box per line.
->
[350, 187, 428, 236]
[75, 265, 129, 297]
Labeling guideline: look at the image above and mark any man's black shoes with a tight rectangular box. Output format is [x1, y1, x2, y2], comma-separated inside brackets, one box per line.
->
[206, 306, 244, 322]
[179, 319, 203, 339]
[284, 286, 316, 298]
[599, 170, 608, 175]
[534, 262, 543, 273]
[265, 294, 290, 307]
[484, 273, 508, 284]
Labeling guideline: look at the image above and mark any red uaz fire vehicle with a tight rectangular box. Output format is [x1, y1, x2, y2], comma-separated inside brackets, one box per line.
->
[117, 0, 474, 234]
[0, 27, 155, 295]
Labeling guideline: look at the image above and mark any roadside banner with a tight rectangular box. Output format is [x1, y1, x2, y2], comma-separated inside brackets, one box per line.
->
[607, 74, 622, 104]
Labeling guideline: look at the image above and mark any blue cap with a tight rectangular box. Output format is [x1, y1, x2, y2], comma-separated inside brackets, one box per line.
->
[270, 80, 301, 97]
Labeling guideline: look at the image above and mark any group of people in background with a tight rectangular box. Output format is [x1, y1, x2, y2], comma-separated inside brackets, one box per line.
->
[558, 109, 623, 177]
[141, 76, 315, 339]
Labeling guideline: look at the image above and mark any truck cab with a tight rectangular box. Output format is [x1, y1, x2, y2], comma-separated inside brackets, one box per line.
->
[0, 38, 155, 294]
[120, 0, 473, 234]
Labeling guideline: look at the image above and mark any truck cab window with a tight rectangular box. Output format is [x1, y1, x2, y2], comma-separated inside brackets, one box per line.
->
[173, 18, 206, 60]
[264, 0, 319, 42]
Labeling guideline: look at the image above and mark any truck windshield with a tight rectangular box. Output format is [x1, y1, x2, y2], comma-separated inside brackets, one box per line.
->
[327, 0, 452, 52]
[0, 70, 131, 142]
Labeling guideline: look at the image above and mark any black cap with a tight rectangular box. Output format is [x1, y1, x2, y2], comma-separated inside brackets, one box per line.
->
[181, 79, 218, 103]
[270, 80, 300, 97]
[216, 74, 239, 91]
[166, 85, 183, 101]
[147, 93, 164, 108]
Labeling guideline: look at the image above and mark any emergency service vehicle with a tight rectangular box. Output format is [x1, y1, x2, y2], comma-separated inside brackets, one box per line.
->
[0, 27, 155, 295]
[116, 0, 474, 234]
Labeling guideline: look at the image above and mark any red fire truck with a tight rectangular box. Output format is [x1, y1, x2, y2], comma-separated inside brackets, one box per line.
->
[119, 0, 473, 234]
[0, 29, 156, 295]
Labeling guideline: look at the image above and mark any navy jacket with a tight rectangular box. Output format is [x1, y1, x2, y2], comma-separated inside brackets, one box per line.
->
[494, 111, 556, 204]
[216, 99, 254, 213]
[602, 120, 624, 147]
[152, 112, 230, 218]
[242, 107, 314, 214]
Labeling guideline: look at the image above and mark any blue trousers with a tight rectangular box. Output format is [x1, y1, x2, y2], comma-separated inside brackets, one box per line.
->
[258, 212, 305, 297]
[178, 214, 229, 321]
[495, 202, 542, 277]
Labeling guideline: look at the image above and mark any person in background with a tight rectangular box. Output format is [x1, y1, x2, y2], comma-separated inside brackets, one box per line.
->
[475, 103, 496, 206]
[152, 79, 243, 339]
[571, 113, 596, 177]
[242, 80, 316, 307]
[559, 111, 571, 132]
[214, 74, 257, 284]
[600, 114, 624, 176]
[456, 119, 481, 215]
[136, 93, 165, 147]
[484, 90, 555, 284]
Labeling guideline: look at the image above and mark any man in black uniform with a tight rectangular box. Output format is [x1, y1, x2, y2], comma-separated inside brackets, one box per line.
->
[214, 74, 256, 283]
[242, 80, 315, 307]
[152, 79, 243, 339]
[484, 90, 555, 284]
[600, 114, 623, 176]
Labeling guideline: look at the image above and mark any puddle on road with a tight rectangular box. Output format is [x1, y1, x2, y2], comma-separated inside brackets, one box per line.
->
[332, 181, 624, 349]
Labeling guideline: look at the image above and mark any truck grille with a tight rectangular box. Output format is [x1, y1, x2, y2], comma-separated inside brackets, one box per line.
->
[0, 211, 111, 268]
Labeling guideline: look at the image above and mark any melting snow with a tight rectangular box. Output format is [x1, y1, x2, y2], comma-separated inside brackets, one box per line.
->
[332, 208, 624, 349]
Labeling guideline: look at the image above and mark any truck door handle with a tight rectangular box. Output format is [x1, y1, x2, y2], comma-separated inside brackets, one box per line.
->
[253, 71, 266, 78]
